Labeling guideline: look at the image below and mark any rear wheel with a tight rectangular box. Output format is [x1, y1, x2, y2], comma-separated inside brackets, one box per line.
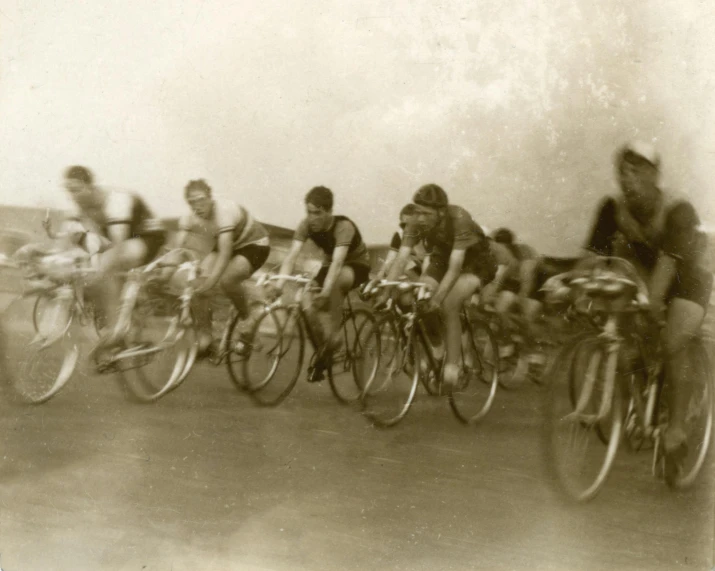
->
[243, 306, 304, 406]
[1, 294, 79, 404]
[328, 308, 380, 404]
[665, 338, 713, 489]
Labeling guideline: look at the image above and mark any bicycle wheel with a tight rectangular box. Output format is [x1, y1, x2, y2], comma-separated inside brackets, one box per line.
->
[114, 295, 196, 403]
[449, 318, 499, 424]
[243, 306, 304, 406]
[328, 307, 380, 404]
[361, 317, 419, 427]
[544, 335, 623, 502]
[497, 344, 531, 390]
[665, 338, 713, 489]
[1, 294, 79, 404]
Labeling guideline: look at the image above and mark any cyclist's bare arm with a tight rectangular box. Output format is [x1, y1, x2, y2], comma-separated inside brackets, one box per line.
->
[321, 245, 349, 295]
[376, 249, 399, 281]
[385, 245, 413, 282]
[277, 239, 305, 289]
[432, 248, 465, 305]
[202, 231, 233, 291]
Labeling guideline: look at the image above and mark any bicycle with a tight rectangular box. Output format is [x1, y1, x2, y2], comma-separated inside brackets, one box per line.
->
[89, 247, 203, 403]
[156, 255, 268, 397]
[240, 273, 381, 407]
[542, 258, 713, 501]
[359, 280, 500, 427]
[0, 246, 98, 404]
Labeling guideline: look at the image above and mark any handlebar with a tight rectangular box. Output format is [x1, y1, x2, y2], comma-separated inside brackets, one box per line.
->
[255, 273, 314, 287]
[361, 279, 432, 301]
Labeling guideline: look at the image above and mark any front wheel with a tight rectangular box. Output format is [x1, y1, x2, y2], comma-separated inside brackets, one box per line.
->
[449, 317, 500, 424]
[361, 315, 419, 427]
[543, 335, 623, 502]
[114, 297, 196, 403]
[1, 294, 79, 404]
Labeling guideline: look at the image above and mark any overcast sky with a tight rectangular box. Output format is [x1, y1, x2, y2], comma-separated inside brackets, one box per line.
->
[1, 0, 714, 253]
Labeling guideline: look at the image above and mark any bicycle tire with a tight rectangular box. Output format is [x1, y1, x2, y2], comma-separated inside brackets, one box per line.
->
[328, 307, 380, 404]
[114, 297, 194, 403]
[1, 294, 79, 404]
[361, 322, 420, 427]
[243, 305, 304, 406]
[543, 335, 623, 502]
[666, 338, 713, 489]
[448, 317, 500, 424]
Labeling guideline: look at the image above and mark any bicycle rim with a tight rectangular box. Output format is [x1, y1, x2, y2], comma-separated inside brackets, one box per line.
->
[449, 319, 499, 424]
[244, 306, 304, 406]
[1, 295, 79, 404]
[116, 306, 190, 403]
[671, 340, 713, 488]
[328, 308, 380, 404]
[362, 328, 420, 427]
[545, 337, 623, 502]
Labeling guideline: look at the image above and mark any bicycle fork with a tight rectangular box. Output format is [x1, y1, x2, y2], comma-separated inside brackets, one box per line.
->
[564, 315, 620, 425]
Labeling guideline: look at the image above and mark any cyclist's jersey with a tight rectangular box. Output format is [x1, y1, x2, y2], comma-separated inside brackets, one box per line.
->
[294, 215, 370, 267]
[390, 229, 426, 269]
[178, 198, 269, 251]
[403, 204, 491, 263]
[67, 189, 164, 240]
[586, 190, 706, 275]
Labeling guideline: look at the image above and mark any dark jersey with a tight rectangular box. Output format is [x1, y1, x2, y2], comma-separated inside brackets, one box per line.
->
[294, 215, 370, 267]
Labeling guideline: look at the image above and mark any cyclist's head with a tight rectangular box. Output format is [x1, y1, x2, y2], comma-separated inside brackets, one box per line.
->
[412, 184, 448, 230]
[399, 203, 418, 230]
[64, 165, 95, 207]
[616, 141, 661, 216]
[305, 186, 333, 232]
[185, 179, 213, 219]
[491, 227, 515, 245]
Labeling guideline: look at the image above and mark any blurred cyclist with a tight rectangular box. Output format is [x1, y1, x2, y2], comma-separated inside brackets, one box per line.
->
[584, 141, 711, 482]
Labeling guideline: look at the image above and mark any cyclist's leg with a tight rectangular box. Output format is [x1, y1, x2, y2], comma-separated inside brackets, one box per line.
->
[442, 273, 481, 386]
[662, 265, 712, 454]
[88, 237, 151, 336]
[219, 244, 270, 332]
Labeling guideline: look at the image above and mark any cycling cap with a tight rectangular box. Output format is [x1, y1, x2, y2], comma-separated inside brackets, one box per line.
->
[413, 184, 448, 208]
[618, 140, 660, 169]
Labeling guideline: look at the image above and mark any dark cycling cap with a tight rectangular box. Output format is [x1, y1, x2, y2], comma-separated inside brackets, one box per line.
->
[65, 165, 93, 184]
[413, 184, 448, 208]
[400, 203, 418, 218]
[491, 227, 515, 245]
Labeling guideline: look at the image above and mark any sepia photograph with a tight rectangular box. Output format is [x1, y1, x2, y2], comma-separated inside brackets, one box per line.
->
[0, 1, 714, 569]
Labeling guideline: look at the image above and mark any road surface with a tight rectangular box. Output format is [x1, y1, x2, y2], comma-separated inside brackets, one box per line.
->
[0, 292, 713, 570]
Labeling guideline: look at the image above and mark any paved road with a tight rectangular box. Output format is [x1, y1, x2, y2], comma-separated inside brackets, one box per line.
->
[0, 299, 713, 570]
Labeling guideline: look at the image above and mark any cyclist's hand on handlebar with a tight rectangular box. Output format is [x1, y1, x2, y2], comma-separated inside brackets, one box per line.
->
[264, 282, 282, 301]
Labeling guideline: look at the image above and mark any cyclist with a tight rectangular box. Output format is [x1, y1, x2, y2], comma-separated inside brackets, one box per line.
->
[584, 141, 712, 481]
[55, 165, 167, 345]
[174, 179, 270, 354]
[372, 203, 425, 283]
[271, 186, 371, 381]
[385, 184, 497, 391]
